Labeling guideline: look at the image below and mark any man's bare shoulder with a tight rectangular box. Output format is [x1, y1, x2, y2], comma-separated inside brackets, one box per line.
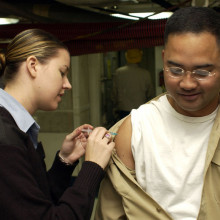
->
[114, 115, 135, 170]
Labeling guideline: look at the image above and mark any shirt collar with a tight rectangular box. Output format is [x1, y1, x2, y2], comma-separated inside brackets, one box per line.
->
[0, 89, 40, 147]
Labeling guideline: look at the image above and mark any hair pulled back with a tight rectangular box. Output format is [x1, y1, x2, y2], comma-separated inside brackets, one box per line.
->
[0, 50, 6, 75]
[0, 29, 68, 84]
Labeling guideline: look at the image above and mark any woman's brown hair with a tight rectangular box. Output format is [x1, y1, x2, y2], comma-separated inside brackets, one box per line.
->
[0, 29, 68, 84]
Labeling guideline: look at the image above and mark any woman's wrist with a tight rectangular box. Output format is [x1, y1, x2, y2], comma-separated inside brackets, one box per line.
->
[58, 152, 73, 166]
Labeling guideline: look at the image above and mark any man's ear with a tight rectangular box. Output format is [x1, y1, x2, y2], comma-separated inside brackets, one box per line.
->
[26, 56, 38, 78]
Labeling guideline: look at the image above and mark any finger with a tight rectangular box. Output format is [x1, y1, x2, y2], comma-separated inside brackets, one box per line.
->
[103, 132, 112, 143]
[68, 124, 94, 140]
[89, 127, 107, 139]
[79, 124, 94, 136]
[79, 124, 94, 131]
[108, 141, 115, 150]
[66, 129, 81, 141]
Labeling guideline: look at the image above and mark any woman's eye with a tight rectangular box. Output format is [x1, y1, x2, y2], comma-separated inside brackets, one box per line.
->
[60, 71, 65, 77]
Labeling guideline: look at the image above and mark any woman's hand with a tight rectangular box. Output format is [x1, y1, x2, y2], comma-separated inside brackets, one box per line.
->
[59, 124, 93, 164]
[85, 127, 115, 169]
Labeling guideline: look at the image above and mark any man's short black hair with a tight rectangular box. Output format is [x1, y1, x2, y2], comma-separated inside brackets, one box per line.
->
[164, 7, 220, 47]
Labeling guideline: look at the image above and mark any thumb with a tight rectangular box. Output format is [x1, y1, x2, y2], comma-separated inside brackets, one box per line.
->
[66, 128, 81, 141]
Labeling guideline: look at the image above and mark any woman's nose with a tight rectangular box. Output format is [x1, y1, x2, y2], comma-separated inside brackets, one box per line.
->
[63, 77, 72, 90]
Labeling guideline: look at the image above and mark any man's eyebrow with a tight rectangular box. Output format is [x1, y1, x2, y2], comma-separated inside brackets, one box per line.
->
[194, 64, 214, 69]
[167, 60, 182, 67]
[167, 60, 214, 69]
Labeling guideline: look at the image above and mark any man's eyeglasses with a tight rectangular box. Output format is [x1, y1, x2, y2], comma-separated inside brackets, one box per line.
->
[164, 67, 216, 81]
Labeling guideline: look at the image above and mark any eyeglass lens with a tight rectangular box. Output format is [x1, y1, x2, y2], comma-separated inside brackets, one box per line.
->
[167, 67, 213, 80]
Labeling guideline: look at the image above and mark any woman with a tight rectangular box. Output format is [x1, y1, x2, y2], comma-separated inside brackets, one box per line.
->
[0, 29, 115, 220]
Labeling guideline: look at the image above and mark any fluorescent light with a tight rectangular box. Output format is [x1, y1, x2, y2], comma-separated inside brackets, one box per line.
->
[129, 12, 154, 18]
[111, 14, 139, 20]
[0, 18, 19, 25]
[148, 12, 173, 20]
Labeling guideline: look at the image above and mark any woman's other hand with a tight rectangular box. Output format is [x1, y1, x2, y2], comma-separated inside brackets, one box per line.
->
[59, 124, 93, 164]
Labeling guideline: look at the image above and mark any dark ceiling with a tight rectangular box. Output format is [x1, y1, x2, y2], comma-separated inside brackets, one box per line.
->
[0, 0, 219, 54]
[0, 0, 219, 24]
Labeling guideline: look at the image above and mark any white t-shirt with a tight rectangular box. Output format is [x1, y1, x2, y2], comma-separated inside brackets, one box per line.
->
[131, 95, 218, 220]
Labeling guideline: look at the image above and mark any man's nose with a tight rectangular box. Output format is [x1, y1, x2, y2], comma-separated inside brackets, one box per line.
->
[179, 71, 198, 90]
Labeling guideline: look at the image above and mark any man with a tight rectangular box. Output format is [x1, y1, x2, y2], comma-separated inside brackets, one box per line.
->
[95, 7, 220, 220]
[112, 48, 154, 120]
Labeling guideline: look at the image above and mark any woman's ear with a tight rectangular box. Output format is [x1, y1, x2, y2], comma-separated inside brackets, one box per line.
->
[162, 49, 165, 60]
[26, 56, 38, 78]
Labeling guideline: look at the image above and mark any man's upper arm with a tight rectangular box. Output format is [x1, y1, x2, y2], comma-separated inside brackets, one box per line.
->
[114, 115, 135, 170]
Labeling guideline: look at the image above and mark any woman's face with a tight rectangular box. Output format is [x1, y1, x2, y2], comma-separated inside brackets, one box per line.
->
[35, 48, 71, 111]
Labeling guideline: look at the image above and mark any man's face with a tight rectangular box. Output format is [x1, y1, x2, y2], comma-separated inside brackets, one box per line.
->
[162, 32, 220, 116]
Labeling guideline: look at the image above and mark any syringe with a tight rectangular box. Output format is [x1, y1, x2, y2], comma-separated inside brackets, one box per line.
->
[81, 128, 117, 136]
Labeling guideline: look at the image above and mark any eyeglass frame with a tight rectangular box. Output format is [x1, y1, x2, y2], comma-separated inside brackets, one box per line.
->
[163, 66, 216, 81]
